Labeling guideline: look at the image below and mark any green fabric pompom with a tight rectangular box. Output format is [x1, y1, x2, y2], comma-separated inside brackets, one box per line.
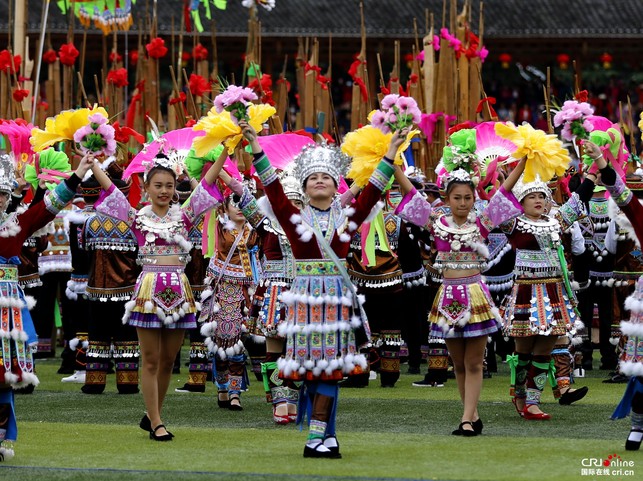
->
[25, 148, 71, 191]
[185, 145, 225, 180]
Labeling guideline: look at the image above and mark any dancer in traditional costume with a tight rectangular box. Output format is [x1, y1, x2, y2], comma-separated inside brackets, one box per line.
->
[583, 140, 643, 451]
[0, 152, 93, 461]
[29, 149, 75, 364]
[346, 193, 405, 387]
[604, 181, 643, 384]
[243, 120, 408, 457]
[199, 175, 262, 412]
[394, 128, 526, 436]
[503, 176, 593, 419]
[231, 166, 303, 423]
[578, 186, 619, 371]
[77, 174, 142, 395]
[90, 151, 224, 441]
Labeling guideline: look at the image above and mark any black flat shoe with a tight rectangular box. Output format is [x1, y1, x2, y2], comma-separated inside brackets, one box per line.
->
[303, 441, 341, 459]
[559, 386, 589, 405]
[472, 418, 483, 435]
[139, 414, 152, 432]
[625, 428, 643, 451]
[150, 424, 173, 442]
[452, 421, 478, 437]
[323, 436, 341, 457]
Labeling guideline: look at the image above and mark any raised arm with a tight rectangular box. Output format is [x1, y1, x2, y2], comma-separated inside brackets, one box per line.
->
[89, 155, 114, 191]
[202, 146, 229, 185]
[502, 157, 527, 192]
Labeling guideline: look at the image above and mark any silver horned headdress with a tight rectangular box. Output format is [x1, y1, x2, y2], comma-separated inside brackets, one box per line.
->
[293, 143, 351, 188]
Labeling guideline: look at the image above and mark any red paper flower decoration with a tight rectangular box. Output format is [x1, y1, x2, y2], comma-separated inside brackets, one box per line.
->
[59, 43, 79, 66]
[43, 49, 58, 64]
[0, 50, 22, 73]
[107, 68, 129, 88]
[193, 43, 208, 62]
[12, 88, 29, 102]
[146, 38, 168, 59]
[574, 90, 589, 103]
[130, 50, 139, 66]
[109, 51, 123, 63]
[189, 74, 211, 97]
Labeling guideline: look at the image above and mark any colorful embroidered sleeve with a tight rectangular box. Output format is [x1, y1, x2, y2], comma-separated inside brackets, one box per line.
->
[183, 179, 223, 225]
[239, 187, 265, 229]
[554, 193, 588, 232]
[478, 186, 522, 238]
[394, 187, 432, 229]
[44, 175, 79, 216]
[16, 174, 81, 242]
[95, 184, 136, 224]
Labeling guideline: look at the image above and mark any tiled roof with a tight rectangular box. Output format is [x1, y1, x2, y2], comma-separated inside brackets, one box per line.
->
[2, 0, 643, 39]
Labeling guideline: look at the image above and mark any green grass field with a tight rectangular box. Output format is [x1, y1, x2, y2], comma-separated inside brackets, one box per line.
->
[1, 353, 642, 481]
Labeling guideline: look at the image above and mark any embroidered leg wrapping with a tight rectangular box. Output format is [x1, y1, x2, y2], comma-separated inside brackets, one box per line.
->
[526, 355, 555, 407]
[213, 357, 230, 393]
[379, 330, 401, 387]
[261, 352, 282, 403]
[426, 338, 449, 384]
[70, 332, 89, 372]
[305, 382, 339, 441]
[114, 341, 140, 394]
[508, 353, 531, 399]
[186, 341, 209, 389]
[551, 344, 572, 399]
[82, 341, 110, 394]
[227, 354, 245, 396]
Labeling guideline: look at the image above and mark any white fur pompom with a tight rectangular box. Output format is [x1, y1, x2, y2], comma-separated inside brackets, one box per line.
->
[23, 295, 36, 311]
[299, 230, 314, 243]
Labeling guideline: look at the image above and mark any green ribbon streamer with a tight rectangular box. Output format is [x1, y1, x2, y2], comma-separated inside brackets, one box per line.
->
[261, 362, 277, 393]
[557, 244, 581, 318]
[362, 210, 392, 267]
[548, 359, 558, 388]
[191, 11, 204, 33]
[506, 354, 519, 387]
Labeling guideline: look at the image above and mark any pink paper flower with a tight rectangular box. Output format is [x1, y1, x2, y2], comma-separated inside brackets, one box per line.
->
[381, 94, 400, 110]
[73, 114, 116, 157]
[214, 84, 259, 123]
[553, 99, 595, 141]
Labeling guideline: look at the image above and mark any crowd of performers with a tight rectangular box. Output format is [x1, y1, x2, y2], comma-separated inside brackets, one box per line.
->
[1, 99, 643, 461]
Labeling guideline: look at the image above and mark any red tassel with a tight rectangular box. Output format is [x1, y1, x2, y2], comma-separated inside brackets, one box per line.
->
[126, 93, 142, 128]
[476, 97, 498, 118]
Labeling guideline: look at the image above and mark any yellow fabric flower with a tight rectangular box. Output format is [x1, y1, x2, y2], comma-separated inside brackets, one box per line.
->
[343, 126, 419, 187]
[192, 104, 276, 157]
[639, 112, 643, 141]
[494, 122, 569, 183]
[30, 107, 109, 152]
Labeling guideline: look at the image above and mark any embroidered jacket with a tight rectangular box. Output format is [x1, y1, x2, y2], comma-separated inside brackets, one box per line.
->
[95, 179, 222, 264]
[251, 152, 397, 260]
[395, 186, 522, 273]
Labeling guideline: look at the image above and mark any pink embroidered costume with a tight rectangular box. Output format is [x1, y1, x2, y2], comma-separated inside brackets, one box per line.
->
[94, 179, 222, 329]
[394, 185, 522, 338]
